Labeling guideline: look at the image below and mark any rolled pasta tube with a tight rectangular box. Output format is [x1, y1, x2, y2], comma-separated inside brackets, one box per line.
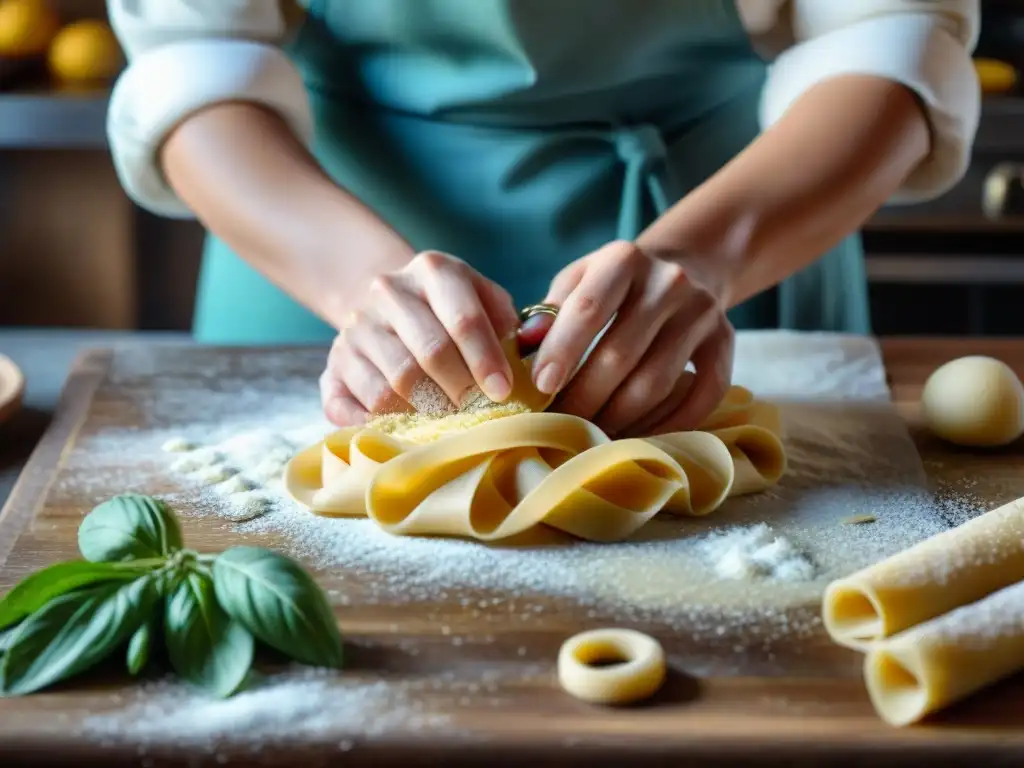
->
[823, 496, 1024, 649]
[864, 578, 1024, 727]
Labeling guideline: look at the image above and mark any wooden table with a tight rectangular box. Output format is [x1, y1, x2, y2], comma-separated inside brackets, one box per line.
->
[1, 338, 1024, 767]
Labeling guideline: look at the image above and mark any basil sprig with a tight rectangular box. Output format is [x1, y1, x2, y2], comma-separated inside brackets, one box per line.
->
[0, 494, 343, 697]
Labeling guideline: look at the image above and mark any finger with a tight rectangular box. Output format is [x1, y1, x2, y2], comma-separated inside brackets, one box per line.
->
[619, 372, 694, 439]
[555, 262, 687, 421]
[371, 271, 476, 406]
[593, 307, 718, 436]
[411, 252, 513, 403]
[531, 241, 641, 395]
[345, 314, 424, 404]
[471, 272, 520, 340]
[645, 323, 735, 435]
[319, 370, 369, 427]
[518, 259, 581, 357]
[337, 343, 406, 415]
[542, 259, 587, 307]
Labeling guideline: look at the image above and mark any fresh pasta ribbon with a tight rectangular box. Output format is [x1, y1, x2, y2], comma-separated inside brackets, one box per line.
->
[285, 385, 786, 542]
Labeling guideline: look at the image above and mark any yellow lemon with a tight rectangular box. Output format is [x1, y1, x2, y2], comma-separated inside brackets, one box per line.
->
[48, 19, 122, 83]
[974, 58, 1018, 94]
[0, 0, 59, 58]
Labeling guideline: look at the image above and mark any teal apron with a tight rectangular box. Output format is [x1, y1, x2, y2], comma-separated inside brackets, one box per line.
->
[192, 0, 871, 344]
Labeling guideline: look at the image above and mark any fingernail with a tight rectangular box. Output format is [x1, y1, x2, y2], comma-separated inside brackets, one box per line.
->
[482, 372, 511, 402]
[534, 363, 563, 395]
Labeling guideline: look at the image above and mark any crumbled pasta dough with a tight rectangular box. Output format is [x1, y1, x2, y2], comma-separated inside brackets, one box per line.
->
[220, 474, 256, 494]
[171, 449, 223, 474]
[223, 492, 273, 522]
[366, 400, 532, 445]
[194, 465, 239, 486]
[161, 437, 197, 453]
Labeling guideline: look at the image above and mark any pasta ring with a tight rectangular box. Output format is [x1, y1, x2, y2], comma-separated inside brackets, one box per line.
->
[557, 628, 666, 705]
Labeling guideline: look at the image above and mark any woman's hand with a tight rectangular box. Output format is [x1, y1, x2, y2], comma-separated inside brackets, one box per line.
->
[530, 240, 734, 437]
[320, 251, 520, 426]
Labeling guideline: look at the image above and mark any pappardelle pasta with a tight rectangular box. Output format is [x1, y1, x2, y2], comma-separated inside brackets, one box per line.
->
[284, 383, 786, 542]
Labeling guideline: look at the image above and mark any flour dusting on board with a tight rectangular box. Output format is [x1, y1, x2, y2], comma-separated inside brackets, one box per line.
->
[82, 668, 452, 750]
[61, 332, 958, 643]
[79, 660, 551, 753]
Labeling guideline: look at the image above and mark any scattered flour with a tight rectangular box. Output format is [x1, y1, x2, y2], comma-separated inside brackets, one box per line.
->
[82, 668, 454, 751]
[79, 662, 551, 752]
[21, 332, 1000, 753]
[59, 333, 969, 648]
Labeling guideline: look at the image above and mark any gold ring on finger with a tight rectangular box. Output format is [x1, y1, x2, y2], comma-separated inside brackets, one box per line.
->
[519, 303, 560, 323]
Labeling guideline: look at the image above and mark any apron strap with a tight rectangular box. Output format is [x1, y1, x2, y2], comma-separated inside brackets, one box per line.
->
[612, 124, 679, 240]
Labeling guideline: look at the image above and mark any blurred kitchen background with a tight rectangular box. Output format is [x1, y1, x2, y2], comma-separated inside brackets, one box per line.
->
[1, 0, 1023, 336]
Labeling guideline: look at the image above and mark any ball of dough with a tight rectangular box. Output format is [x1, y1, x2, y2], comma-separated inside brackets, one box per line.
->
[921, 356, 1024, 447]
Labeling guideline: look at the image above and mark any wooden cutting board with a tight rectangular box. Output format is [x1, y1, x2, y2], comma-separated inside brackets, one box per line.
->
[1, 341, 1023, 768]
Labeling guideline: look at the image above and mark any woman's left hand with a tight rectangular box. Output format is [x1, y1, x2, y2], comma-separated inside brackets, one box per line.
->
[529, 240, 734, 437]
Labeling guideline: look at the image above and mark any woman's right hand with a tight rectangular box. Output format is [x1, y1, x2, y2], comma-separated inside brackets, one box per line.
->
[320, 251, 521, 426]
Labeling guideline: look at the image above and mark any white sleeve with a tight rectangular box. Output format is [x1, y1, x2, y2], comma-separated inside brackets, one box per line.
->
[106, 0, 314, 218]
[758, 1, 981, 205]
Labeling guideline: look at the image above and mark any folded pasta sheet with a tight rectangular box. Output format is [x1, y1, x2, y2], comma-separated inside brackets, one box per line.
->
[864, 578, 1024, 726]
[285, 385, 786, 542]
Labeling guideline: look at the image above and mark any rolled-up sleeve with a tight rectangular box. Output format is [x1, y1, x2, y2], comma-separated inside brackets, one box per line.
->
[106, 0, 314, 217]
[759, 1, 981, 204]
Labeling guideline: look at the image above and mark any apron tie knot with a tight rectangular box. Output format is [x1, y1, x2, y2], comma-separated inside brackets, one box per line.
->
[611, 123, 676, 240]
[613, 124, 667, 170]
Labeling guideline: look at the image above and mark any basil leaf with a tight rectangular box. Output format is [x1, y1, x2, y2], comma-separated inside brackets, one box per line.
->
[126, 620, 152, 676]
[0, 575, 158, 696]
[0, 625, 16, 656]
[165, 571, 253, 698]
[212, 547, 343, 668]
[78, 494, 183, 562]
[0, 560, 147, 630]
